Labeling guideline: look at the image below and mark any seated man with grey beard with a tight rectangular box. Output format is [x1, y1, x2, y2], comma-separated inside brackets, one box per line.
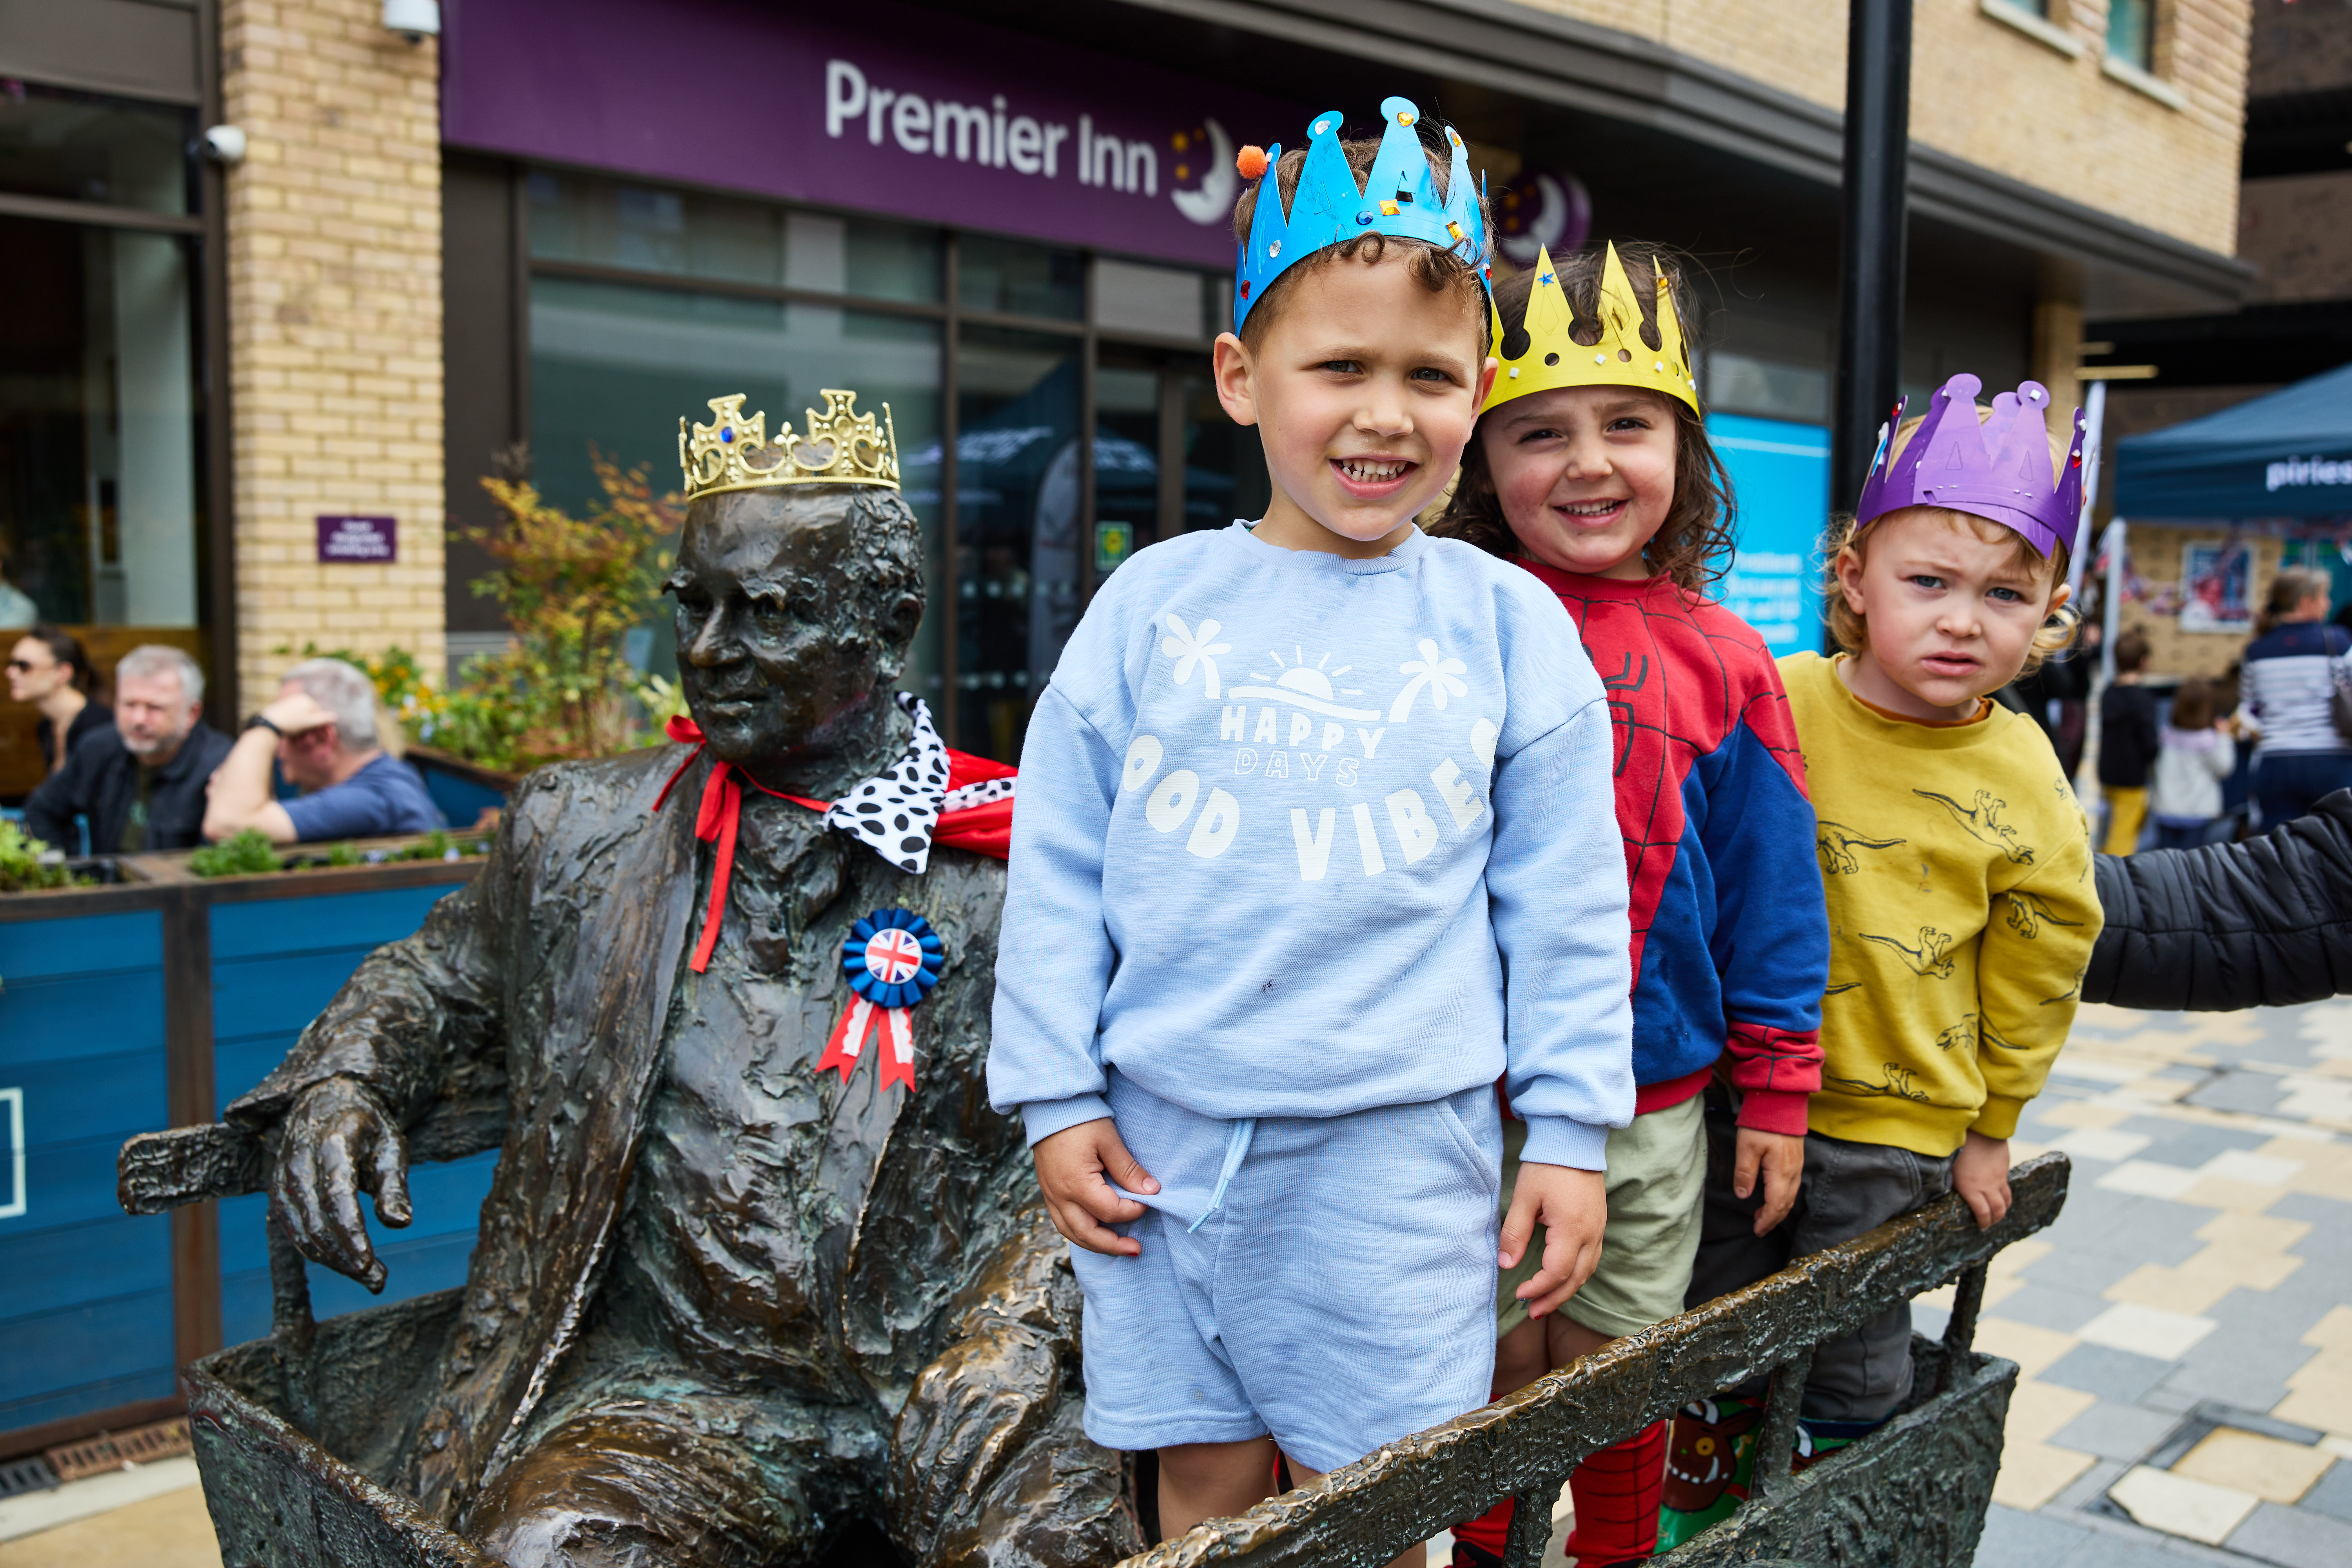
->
[25, 643, 230, 854]
[226, 393, 1131, 1568]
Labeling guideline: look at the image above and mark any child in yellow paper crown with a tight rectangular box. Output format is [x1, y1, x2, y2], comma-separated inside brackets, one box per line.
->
[1431, 241, 1829, 1568]
[1675, 375, 2104, 1514]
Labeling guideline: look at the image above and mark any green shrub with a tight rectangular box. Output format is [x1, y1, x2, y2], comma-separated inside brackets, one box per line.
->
[0, 821, 73, 893]
[189, 830, 284, 879]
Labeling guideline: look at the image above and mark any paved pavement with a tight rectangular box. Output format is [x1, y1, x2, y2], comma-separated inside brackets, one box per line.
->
[1929, 996, 2352, 1567]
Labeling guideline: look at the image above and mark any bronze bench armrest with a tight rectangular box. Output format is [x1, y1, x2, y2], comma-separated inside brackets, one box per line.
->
[118, 1107, 506, 1216]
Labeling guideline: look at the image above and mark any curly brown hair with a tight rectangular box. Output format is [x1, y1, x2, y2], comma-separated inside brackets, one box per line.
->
[1427, 241, 1735, 592]
[1231, 132, 1490, 352]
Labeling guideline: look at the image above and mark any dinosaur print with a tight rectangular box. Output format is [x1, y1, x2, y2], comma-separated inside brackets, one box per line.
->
[1913, 788, 2036, 866]
[1816, 820, 1907, 875]
[1859, 926, 1956, 979]
[1824, 1064, 1929, 1102]
[2039, 965, 2086, 1007]
[2003, 889, 2085, 940]
[1935, 1014, 1978, 1053]
[1979, 1014, 2024, 1051]
[1824, 980, 1862, 997]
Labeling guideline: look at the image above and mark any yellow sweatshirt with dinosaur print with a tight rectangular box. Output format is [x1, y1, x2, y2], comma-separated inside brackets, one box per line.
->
[1780, 652, 2103, 1157]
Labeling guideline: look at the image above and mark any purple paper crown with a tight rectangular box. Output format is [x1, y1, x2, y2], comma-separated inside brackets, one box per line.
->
[1855, 373, 2088, 559]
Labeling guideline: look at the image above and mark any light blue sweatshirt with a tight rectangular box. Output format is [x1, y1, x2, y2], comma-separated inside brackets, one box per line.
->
[987, 522, 1635, 1171]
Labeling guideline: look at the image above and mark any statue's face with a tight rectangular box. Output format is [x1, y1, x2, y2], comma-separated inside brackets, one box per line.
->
[670, 487, 913, 766]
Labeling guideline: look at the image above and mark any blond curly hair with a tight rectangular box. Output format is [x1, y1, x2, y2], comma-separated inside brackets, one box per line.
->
[1824, 407, 2080, 678]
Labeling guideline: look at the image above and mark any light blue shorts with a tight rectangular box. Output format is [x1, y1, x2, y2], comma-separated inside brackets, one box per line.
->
[1071, 1070, 1502, 1475]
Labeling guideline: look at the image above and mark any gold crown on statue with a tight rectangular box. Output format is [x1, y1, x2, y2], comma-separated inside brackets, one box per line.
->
[678, 390, 900, 499]
[1483, 243, 1698, 416]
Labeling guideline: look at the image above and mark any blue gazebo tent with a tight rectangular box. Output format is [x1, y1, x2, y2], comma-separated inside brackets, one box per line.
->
[2114, 361, 2352, 520]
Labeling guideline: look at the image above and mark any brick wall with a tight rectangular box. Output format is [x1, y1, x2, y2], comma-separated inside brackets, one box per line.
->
[1514, 0, 2253, 256]
[221, 0, 445, 706]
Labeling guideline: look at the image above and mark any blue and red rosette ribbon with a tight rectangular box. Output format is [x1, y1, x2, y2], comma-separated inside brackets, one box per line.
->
[817, 908, 944, 1089]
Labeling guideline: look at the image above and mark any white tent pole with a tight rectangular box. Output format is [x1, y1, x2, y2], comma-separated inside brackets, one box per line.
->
[2102, 516, 2128, 687]
[2071, 379, 2106, 600]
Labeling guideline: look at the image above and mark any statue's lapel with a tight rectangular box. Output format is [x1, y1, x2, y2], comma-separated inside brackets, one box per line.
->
[408, 746, 702, 1523]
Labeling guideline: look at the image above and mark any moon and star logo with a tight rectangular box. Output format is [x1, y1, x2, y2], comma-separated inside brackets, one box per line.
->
[1497, 170, 1592, 266]
[1170, 118, 1237, 226]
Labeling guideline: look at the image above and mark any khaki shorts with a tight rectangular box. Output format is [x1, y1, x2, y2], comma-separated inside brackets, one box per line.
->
[1495, 1092, 1708, 1339]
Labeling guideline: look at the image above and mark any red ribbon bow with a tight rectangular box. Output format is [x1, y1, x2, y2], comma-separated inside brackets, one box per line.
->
[652, 713, 1014, 975]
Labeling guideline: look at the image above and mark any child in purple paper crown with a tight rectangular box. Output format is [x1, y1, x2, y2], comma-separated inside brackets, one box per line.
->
[1662, 374, 2105, 1543]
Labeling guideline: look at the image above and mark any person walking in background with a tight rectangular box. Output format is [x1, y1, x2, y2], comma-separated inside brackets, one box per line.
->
[7, 624, 110, 775]
[2238, 566, 2352, 828]
[2097, 628, 2159, 855]
[2149, 677, 2235, 849]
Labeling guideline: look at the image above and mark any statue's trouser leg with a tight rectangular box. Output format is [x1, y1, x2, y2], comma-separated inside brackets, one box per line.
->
[467, 1402, 813, 1568]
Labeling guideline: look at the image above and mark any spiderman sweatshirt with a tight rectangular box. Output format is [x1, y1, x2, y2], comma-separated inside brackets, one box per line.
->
[1781, 653, 2103, 1158]
[1520, 564, 1827, 1137]
[987, 522, 1636, 1172]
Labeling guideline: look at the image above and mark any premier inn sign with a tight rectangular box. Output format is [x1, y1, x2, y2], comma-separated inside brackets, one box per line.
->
[443, 0, 1304, 270]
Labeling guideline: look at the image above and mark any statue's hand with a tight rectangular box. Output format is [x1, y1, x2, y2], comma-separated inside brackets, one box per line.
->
[271, 1076, 412, 1292]
[892, 1318, 1059, 1544]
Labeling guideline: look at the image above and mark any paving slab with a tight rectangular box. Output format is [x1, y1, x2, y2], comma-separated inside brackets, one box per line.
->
[2222, 1499, 2352, 1568]
[2044, 1343, 2180, 1404]
[2051, 1401, 2184, 1463]
[2298, 1458, 2352, 1523]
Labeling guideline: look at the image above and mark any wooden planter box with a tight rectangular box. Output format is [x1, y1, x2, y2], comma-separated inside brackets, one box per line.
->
[0, 845, 490, 1459]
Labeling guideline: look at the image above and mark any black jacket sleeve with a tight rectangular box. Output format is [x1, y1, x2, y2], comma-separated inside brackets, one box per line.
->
[2087, 790, 2352, 1011]
[21, 737, 96, 851]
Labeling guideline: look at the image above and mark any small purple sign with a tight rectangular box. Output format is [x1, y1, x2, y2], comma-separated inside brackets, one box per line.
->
[317, 515, 397, 564]
[441, 0, 1306, 270]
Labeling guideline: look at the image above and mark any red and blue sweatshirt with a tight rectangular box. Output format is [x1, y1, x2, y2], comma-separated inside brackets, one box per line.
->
[1520, 563, 1828, 1136]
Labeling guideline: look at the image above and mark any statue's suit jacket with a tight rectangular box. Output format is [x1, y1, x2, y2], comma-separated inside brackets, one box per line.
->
[226, 744, 1098, 1557]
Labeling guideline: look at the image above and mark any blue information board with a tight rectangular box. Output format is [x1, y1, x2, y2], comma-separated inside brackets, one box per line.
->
[1706, 412, 1831, 657]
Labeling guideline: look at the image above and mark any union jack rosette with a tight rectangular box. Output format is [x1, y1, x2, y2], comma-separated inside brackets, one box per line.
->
[818, 908, 944, 1089]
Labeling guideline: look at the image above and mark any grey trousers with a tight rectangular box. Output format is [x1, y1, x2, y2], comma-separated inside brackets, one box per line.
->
[1684, 1093, 1955, 1425]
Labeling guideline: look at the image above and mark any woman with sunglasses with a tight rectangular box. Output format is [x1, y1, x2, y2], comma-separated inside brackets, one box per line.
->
[9, 624, 109, 777]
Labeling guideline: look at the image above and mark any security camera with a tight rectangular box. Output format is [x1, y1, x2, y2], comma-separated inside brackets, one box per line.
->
[202, 125, 247, 165]
[382, 0, 440, 41]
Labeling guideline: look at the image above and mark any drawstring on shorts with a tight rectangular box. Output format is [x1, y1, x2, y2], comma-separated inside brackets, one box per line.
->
[1188, 1118, 1257, 1233]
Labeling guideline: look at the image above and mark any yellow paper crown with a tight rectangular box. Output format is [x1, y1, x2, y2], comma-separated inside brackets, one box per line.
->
[678, 390, 899, 501]
[1483, 243, 1698, 416]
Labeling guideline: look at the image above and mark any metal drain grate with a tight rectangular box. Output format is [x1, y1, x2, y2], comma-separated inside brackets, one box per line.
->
[0, 1454, 60, 1498]
[44, 1417, 193, 1483]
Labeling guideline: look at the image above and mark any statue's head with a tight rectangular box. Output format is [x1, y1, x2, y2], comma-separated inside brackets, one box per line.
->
[668, 391, 923, 767]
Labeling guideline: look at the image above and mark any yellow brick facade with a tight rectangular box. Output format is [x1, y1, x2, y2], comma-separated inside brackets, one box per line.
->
[221, 0, 445, 706]
[1512, 0, 2251, 256]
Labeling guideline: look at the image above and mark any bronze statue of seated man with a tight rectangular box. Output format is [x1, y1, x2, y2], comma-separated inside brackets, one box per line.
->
[225, 394, 1134, 1567]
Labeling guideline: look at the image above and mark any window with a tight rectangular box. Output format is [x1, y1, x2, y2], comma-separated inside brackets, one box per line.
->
[517, 171, 1254, 759]
[0, 88, 204, 632]
[2107, 0, 2154, 71]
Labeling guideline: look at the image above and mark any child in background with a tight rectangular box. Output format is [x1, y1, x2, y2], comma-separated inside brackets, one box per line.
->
[1682, 374, 2104, 1486]
[989, 100, 1637, 1562]
[1432, 244, 1828, 1568]
[2098, 628, 2159, 854]
[2150, 677, 2235, 848]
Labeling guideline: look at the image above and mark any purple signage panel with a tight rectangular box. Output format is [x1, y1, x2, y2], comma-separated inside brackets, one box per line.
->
[441, 0, 1307, 270]
[317, 515, 397, 563]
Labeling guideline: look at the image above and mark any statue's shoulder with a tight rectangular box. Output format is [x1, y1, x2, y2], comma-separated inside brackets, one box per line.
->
[504, 746, 692, 838]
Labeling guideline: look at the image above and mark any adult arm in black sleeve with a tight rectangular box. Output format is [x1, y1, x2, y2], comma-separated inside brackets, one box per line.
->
[20, 739, 93, 850]
[2086, 790, 2352, 1011]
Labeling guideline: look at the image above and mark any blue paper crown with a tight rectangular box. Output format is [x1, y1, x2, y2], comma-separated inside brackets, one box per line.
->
[1234, 96, 1489, 331]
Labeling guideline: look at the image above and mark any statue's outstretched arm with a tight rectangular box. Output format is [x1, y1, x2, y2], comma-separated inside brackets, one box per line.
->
[891, 1204, 1142, 1567]
[220, 771, 540, 1286]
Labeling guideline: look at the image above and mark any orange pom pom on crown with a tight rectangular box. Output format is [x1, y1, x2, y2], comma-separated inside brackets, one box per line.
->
[1236, 144, 1269, 181]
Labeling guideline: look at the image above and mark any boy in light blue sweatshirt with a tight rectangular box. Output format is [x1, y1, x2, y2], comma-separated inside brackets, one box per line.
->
[986, 98, 1634, 1556]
